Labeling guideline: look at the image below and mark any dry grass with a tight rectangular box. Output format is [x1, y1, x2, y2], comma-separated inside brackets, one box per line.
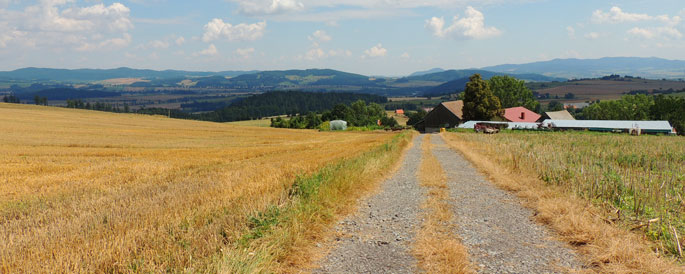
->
[386, 110, 409, 126]
[226, 118, 272, 127]
[413, 135, 472, 274]
[441, 132, 685, 273]
[0, 103, 401, 273]
[221, 131, 415, 273]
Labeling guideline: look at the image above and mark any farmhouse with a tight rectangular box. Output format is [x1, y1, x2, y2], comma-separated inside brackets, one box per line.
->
[540, 110, 575, 121]
[395, 109, 404, 115]
[414, 100, 463, 133]
[503, 106, 541, 123]
[542, 120, 675, 134]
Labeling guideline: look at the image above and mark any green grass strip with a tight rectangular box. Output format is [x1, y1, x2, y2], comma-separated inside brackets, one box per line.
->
[221, 132, 413, 273]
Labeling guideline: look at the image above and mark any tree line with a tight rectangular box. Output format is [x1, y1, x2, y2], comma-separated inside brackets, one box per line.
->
[271, 100, 399, 130]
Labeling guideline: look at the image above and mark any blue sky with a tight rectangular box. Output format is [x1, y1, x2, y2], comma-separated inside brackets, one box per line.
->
[0, 0, 683, 75]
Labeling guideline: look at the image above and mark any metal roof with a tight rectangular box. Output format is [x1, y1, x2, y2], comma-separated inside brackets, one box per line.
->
[458, 121, 540, 130]
[440, 101, 463, 119]
[543, 110, 575, 120]
[542, 120, 673, 131]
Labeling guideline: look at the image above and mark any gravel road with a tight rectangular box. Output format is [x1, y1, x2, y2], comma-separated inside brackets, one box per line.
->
[430, 135, 583, 273]
[312, 134, 583, 273]
[312, 135, 425, 274]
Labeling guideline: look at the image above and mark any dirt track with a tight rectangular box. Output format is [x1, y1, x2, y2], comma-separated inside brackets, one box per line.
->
[312, 134, 583, 273]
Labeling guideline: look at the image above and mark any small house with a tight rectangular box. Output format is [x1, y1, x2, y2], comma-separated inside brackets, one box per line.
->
[414, 100, 463, 133]
[540, 110, 575, 121]
[503, 106, 541, 123]
[395, 109, 404, 115]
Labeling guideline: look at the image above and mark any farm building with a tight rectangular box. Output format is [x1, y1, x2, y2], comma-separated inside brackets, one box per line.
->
[542, 120, 675, 134]
[540, 110, 575, 121]
[459, 121, 540, 130]
[395, 109, 404, 115]
[414, 100, 463, 133]
[503, 106, 541, 123]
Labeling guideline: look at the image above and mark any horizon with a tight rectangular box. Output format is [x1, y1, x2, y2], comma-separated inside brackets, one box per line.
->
[3, 55, 684, 78]
[0, 1, 683, 75]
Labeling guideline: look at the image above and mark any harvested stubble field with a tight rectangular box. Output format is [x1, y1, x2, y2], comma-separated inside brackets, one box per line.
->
[445, 131, 684, 264]
[0, 103, 403, 273]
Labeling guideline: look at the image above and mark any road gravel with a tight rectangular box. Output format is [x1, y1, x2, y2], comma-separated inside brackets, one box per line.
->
[312, 135, 425, 274]
[431, 135, 583, 273]
[312, 134, 584, 273]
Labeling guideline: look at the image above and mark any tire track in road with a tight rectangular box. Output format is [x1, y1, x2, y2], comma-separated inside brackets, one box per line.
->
[431, 134, 583, 273]
[312, 135, 425, 274]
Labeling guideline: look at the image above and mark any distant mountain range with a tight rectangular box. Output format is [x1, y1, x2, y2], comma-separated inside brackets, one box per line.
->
[0, 67, 258, 81]
[408, 68, 446, 77]
[405, 69, 566, 96]
[2, 56, 683, 97]
[481, 57, 685, 79]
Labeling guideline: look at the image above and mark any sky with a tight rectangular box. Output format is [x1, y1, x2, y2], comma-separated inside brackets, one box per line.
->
[0, 0, 683, 76]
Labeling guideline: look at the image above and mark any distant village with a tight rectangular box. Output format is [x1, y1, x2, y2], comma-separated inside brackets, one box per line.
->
[409, 101, 676, 135]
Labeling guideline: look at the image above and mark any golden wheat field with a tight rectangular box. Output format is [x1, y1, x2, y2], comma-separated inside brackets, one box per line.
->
[0, 103, 399, 273]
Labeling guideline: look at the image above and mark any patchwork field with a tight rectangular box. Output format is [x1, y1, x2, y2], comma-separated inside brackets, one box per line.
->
[445, 131, 685, 261]
[533, 79, 685, 101]
[0, 103, 401, 273]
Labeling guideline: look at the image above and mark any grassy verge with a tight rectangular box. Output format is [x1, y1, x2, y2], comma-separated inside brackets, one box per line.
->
[441, 132, 684, 273]
[220, 131, 414, 273]
[413, 135, 472, 274]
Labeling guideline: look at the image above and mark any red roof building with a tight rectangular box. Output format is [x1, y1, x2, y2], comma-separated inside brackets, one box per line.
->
[503, 106, 541, 123]
[395, 109, 404, 115]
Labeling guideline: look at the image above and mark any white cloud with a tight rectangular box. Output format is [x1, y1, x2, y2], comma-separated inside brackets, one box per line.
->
[566, 26, 575, 39]
[592, 6, 651, 24]
[148, 39, 170, 49]
[362, 43, 387, 58]
[628, 27, 682, 40]
[194, 44, 218, 56]
[328, 49, 352, 57]
[592, 6, 681, 26]
[584, 32, 600, 40]
[175, 36, 185, 46]
[426, 7, 501, 39]
[235, 47, 255, 58]
[308, 30, 331, 43]
[0, 1, 133, 51]
[305, 47, 326, 60]
[303, 48, 351, 60]
[237, 0, 304, 15]
[230, 0, 540, 12]
[400, 52, 410, 59]
[202, 19, 266, 42]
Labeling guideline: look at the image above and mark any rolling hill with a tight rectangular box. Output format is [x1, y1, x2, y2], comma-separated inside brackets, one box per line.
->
[415, 70, 566, 96]
[482, 57, 685, 79]
[193, 69, 380, 89]
[0, 67, 257, 82]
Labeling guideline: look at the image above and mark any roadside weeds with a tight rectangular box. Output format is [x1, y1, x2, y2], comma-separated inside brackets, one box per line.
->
[441, 132, 684, 274]
[220, 131, 415, 273]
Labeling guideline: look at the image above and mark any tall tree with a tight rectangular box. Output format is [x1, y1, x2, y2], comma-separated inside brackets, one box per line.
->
[488, 75, 539, 111]
[462, 74, 502, 121]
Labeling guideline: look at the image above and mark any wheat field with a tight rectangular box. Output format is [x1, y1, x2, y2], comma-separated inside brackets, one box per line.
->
[0, 103, 398, 273]
[445, 131, 684, 260]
